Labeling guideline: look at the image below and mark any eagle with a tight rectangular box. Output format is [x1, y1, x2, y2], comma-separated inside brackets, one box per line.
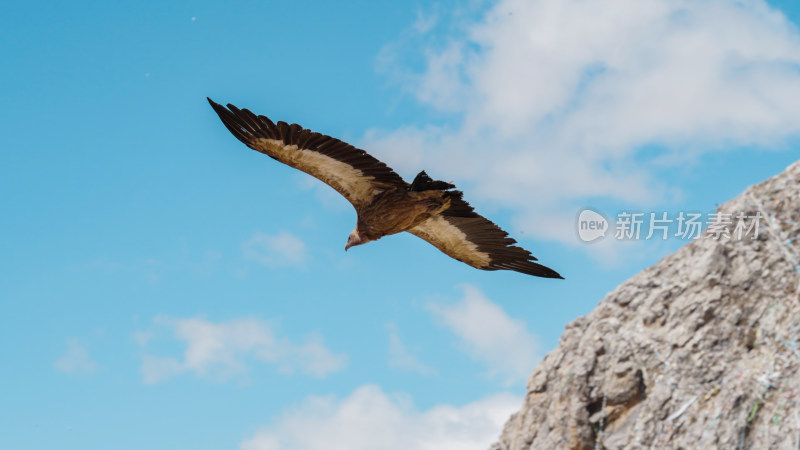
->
[208, 98, 563, 279]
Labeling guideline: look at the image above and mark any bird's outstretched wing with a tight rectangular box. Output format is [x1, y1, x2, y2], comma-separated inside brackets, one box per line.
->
[408, 190, 563, 278]
[208, 98, 407, 209]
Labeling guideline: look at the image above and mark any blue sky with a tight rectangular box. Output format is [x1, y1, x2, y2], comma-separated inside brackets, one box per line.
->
[2, 1, 800, 449]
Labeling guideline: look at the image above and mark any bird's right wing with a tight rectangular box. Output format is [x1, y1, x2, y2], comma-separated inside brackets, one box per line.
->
[208, 99, 408, 209]
[408, 193, 563, 278]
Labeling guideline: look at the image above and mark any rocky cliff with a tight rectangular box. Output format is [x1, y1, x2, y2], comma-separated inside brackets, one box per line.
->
[492, 161, 800, 449]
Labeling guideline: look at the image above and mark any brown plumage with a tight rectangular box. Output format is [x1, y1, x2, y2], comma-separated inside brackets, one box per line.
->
[208, 98, 563, 279]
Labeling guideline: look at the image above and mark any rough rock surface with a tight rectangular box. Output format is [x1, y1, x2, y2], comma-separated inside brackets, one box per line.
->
[492, 161, 800, 450]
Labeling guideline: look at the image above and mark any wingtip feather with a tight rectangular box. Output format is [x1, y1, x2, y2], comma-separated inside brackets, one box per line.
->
[531, 263, 564, 279]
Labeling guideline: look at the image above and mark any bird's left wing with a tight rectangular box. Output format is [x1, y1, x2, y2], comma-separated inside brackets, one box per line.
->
[408, 192, 563, 278]
[208, 98, 407, 209]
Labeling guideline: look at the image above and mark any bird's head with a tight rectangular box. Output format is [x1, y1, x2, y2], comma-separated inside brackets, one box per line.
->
[345, 228, 371, 251]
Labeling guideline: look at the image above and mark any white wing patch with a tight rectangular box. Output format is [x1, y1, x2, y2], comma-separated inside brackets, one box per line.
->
[252, 138, 383, 206]
[409, 216, 491, 268]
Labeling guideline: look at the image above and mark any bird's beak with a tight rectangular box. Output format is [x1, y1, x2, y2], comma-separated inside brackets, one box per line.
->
[345, 231, 357, 251]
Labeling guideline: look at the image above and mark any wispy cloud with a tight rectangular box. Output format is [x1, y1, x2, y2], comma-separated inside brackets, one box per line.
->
[412, 7, 439, 35]
[386, 323, 438, 376]
[137, 316, 347, 384]
[428, 285, 540, 384]
[367, 0, 800, 244]
[239, 385, 519, 450]
[296, 175, 352, 211]
[54, 338, 97, 375]
[243, 231, 308, 267]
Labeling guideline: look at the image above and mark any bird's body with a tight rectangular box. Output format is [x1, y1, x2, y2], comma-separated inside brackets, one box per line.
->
[208, 98, 563, 278]
[355, 188, 449, 242]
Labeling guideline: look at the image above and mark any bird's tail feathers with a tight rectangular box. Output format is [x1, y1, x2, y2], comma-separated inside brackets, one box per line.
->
[407, 171, 479, 218]
[409, 171, 455, 192]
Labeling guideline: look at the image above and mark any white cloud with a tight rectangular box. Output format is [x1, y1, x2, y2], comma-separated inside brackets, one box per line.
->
[239, 385, 519, 450]
[386, 323, 438, 376]
[54, 338, 97, 375]
[138, 316, 347, 384]
[140, 354, 183, 384]
[243, 231, 308, 266]
[427, 285, 540, 384]
[366, 0, 800, 244]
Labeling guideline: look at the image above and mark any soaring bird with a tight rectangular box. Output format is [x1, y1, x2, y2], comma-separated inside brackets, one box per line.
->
[208, 98, 562, 279]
